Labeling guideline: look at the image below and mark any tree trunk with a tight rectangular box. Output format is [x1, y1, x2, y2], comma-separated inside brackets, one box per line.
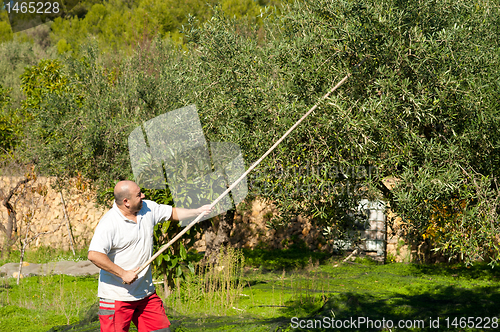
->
[163, 271, 172, 297]
[1, 178, 29, 258]
[202, 220, 217, 262]
[202, 208, 235, 264]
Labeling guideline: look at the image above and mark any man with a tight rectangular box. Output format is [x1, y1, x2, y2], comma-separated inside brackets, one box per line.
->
[88, 180, 211, 332]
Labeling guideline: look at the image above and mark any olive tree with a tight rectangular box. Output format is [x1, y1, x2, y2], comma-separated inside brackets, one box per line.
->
[20, 0, 500, 265]
[187, 0, 500, 264]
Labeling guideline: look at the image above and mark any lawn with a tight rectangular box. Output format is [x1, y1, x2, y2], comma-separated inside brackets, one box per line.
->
[0, 248, 499, 331]
[0, 274, 98, 332]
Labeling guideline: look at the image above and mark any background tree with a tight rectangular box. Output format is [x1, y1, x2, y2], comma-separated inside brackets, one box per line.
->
[0, 173, 30, 258]
[187, 0, 500, 263]
[0, 38, 56, 108]
[0, 10, 13, 43]
[14, 0, 500, 266]
[49, 0, 278, 56]
[0, 85, 19, 155]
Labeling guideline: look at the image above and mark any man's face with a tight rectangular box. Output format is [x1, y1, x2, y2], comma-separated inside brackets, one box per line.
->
[127, 184, 145, 213]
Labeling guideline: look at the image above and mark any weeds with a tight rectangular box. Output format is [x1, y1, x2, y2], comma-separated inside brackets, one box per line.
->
[161, 247, 245, 316]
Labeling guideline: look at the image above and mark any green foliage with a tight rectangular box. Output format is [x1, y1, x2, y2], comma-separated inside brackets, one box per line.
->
[0, 85, 22, 155]
[143, 186, 202, 291]
[49, 0, 281, 56]
[56, 38, 71, 54]
[19, 44, 141, 191]
[0, 14, 13, 43]
[0, 41, 58, 158]
[386, 252, 397, 264]
[0, 85, 10, 108]
[162, 247, 245, 317]
[20, 59, 71, 112]
[220, 0, 262, 19]
[186, 3, 369, 241]
[152, 218, 193, 289]
[188, 0, 500, 264]
[0, 39, 55, 107]
[18, 0, 500, 266]
[139, 0, 218, 38]
[323, 0, 500, 264]
[51, 1, 151, 55]
[0, 85, 13, 147]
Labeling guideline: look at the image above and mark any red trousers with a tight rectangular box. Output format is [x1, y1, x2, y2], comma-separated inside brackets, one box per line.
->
[98, 292, 170, 332]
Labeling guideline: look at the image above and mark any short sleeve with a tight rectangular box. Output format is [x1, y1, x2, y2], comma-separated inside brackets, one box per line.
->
[148, 200, 173, 225]
[88, 220, 113, 254]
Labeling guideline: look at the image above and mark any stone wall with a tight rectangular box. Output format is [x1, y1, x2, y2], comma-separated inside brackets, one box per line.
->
[228, 199, 331, 251]
[0, 176, 342, 254]
[0, 176, 106, 251]
[386, 209, 412, 262]
[1, 176, 410, 262]
[227, 198, 410, 262]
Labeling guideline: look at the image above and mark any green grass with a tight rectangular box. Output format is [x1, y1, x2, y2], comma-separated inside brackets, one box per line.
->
[1, 249, 500, 331]
[0, 246, 89, 267]
[0, 274, 98, 332]
[242, 246, 331, 270]
[165, 257, 500, 331]
[283, 261, 500, 331]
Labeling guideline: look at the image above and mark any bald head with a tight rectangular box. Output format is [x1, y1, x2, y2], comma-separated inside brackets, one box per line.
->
[114, 180, 139, 206]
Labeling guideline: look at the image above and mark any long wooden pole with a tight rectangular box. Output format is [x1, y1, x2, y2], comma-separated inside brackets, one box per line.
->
[136, 73, 351, 274]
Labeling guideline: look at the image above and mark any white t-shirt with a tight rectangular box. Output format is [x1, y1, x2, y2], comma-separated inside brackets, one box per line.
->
[88, 200, 172, 301]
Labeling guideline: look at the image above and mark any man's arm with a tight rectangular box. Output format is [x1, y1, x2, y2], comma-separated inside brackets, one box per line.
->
[88, 250, 138, 284]
[170, 205, 212, 221]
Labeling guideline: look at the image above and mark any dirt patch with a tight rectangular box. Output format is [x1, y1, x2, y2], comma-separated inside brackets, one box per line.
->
[0, 260, 99, 278]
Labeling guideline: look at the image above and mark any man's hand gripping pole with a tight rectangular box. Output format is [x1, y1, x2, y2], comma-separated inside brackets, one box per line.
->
[133, 72, 352, 276]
